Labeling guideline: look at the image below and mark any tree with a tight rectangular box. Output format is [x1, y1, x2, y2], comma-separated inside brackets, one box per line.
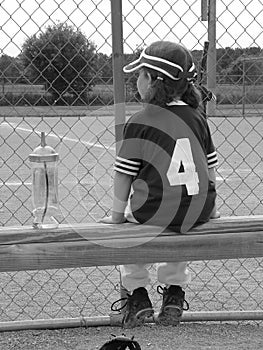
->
[217, 47, 262, 79]
[222, 54, 263, 84]
[21, 22, 97, 103]
[124, 48, 142, 97]
[95, 53, 112, 84]
[0, 54, 24, 83]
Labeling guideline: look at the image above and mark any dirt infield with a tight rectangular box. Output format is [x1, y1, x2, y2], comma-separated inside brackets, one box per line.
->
[0, 323, 262, 349]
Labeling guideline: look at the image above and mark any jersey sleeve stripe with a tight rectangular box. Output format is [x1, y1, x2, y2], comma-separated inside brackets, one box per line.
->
[116, 156, 141, 166]
[207, 151, 218, 168]
[114, 165, 138, 176]
[207, 151, 217, 159]
[207, 158, 218, 168]
[115, 161, 140, 171]
[208, 160, 218, 168]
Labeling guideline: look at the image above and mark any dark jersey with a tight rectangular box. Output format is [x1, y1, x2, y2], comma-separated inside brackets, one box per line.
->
[114, 101, 218, 232]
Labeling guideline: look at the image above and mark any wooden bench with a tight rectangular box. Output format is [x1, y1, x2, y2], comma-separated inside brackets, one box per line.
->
[0, 215, 262, 331]
[0, 215, 263, 272]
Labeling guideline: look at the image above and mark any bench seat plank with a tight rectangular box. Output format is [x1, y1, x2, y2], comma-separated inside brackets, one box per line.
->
[1, 215, 263, 244]
[0, 216, 262, 272]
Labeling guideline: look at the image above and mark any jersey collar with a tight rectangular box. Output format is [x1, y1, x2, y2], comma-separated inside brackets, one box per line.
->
[166, 100, 188, 106]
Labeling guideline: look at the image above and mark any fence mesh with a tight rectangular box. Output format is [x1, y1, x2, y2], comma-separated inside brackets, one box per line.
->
[0, 0, 262, 324]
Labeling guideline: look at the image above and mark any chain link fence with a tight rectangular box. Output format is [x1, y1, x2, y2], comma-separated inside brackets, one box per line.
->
[0, 0, 263, 326]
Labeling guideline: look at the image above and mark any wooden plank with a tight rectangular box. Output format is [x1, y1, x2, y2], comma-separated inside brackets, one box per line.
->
[1, 216, 263, 245]
[0, 229, 262, 272]
[0, 216, 263, 272]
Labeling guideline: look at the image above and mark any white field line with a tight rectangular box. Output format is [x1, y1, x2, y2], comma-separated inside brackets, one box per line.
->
[0, 121, 115, 150]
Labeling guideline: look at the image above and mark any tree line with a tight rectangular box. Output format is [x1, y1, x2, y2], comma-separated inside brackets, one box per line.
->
[0, 22, 262, 103]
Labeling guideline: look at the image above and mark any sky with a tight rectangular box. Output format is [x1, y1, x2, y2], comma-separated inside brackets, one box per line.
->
[0, 0, 262, 57]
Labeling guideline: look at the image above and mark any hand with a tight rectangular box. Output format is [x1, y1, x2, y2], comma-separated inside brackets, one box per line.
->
[99, 216, 127, 224]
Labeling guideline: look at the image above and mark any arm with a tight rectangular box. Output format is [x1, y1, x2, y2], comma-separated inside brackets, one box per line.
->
[208, 166, 220, 219]
[100, 171, 133, 224]
[100, 117, 142, 224]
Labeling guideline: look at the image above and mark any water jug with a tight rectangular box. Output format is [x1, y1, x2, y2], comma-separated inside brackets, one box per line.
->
[29, 132, 59, 228]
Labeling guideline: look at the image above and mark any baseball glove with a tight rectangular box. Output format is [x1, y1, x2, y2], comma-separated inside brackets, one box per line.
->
[99, 335, 141, 350]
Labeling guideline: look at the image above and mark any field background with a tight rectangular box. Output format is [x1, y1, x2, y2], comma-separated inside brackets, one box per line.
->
[1, 103, 263, 226]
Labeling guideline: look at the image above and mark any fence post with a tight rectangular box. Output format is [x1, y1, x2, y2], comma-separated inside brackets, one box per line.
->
[111, 0, 125, 152]
[110, 0, 128, 311]
[207, 0, 217, 117]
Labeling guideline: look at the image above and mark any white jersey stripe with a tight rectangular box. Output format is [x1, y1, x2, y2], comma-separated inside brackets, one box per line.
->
[208, 156, 218, 162]
[114, 166, 138, 176]
[115, 161, 140, 171]
[116, 156, 141, 166]
[207, 151, 217, 159]
[207, 150, 218, 168]
[207, 158, 218, 167]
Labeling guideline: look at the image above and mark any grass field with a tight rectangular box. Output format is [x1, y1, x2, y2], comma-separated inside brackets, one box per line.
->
[0, 104, 262, 344]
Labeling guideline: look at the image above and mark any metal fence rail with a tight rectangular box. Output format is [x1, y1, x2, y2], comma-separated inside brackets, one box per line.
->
[0, 0, 263, 326]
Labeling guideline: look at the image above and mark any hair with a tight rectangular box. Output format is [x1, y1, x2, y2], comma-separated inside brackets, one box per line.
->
[141, 41, 201, 108]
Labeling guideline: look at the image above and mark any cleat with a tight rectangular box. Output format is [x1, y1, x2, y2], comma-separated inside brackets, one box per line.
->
[111, 287, 154, 329]
[156, 285, 189, 326]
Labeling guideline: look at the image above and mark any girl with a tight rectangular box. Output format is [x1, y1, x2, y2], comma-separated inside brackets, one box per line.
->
[101, 41, 219, 328]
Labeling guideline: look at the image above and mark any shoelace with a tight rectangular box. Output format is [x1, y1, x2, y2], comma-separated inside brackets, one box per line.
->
[111, 294, 136, 328]
[157, 285, 189, 311]
[111, 295, 130, 312]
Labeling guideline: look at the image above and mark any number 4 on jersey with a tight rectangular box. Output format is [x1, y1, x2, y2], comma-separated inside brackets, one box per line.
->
[167, 138, 199, 195]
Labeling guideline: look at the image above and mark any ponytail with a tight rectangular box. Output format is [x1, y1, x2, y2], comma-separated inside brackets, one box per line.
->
[181, 82, 201, 109]
[144, 73, 175, 107]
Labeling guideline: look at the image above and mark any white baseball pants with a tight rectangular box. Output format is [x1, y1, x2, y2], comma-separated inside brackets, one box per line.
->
[120, 262, 191, 292]
[123, 203, 191, 291]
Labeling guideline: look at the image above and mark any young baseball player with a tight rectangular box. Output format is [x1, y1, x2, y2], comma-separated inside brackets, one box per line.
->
[101, 41, 219, 328]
